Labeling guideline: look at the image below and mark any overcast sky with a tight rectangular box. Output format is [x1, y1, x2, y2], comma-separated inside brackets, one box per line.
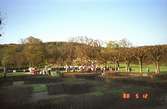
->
[0, 0, 167, 46]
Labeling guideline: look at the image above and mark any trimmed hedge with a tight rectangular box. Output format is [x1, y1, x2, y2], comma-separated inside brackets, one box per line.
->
[48, 82, 92, 95]
[0, 86, 32, 109]
[47, 83, 65, 95]
[0, 75, 62, 83]
[18, 91, 164, 109]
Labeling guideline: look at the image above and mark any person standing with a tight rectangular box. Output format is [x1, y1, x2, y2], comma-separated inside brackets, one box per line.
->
[147, 67, 150, 73]
[3, 66, 7, 78]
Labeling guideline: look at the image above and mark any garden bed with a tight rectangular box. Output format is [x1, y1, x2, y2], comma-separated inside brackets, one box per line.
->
[0, 86, 32, 109]
[47, 81, 93, 95]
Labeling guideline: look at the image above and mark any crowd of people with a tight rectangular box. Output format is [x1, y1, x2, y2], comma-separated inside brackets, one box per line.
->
[2, 63, 124, 77]
[28, 66, 52, 75]
[28, 64, 117, 76]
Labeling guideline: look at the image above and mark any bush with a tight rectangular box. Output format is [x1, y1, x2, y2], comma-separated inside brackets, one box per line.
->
[0, 86, 32, 109]
[64, 82, 92, 94]
[47, 83, 65, 95]
[25, 93, 119, 109]
[47, 82, 93, 95]
[0, 80, 13, 87]
[24, 76, 62, 84]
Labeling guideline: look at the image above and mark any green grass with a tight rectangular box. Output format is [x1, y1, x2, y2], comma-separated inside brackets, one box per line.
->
[32, 84, 48, 93]
[130, 64, 167, 73]
[0, 71, 60, 78]
[0, 72, 28, 78]
[87, 91, 105, 96]
[108, 63, 167, 73]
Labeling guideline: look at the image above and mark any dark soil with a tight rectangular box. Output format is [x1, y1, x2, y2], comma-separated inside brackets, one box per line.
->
[0, 75, 167, 109]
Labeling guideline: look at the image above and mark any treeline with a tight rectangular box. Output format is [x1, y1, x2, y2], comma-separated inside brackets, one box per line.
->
[0, 36, 167, 74]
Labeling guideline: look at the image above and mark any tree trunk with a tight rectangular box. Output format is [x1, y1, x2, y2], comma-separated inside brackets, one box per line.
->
[126, 61, 130, 72]
[114, 60, 120, 71]
[139, 59, 143, 73]
[114, 62, 117, 71]
[117, 61, 120, 71]
[155, 61, 160, 74]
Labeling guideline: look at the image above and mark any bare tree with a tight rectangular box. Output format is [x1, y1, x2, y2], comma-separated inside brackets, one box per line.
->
[119, 38, 132, 48]
[1, 45, 17, 77]
[133, 47, 147, 72]
[122, 48, 134, 72]
[23, 36, 45, 66]
[69, 36, 101, 65]
[110, 48, 122, 71]
[147, 45, 167, 74]
[107, 40, 120, 48]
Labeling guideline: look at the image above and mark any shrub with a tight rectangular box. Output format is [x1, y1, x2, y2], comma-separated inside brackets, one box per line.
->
[47, 81, 93, 95]
[0, 86, 32, 109]
[47, 83, 65, 95]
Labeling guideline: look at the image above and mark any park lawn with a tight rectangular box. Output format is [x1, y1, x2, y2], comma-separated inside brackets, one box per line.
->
[0, 71, 60, 79]
[108, 63, 167, 73]
[130, 64, 167, 73]
[31, 84, 48, 93]
[0, 72, 28, 78]
[0, 64, 167, 78]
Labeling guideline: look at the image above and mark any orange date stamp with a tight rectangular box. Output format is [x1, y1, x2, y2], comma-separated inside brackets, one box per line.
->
[122, 92, 150, 100]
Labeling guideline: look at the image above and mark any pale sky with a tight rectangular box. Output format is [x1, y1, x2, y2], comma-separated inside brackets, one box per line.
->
[0, 0, 167, 46]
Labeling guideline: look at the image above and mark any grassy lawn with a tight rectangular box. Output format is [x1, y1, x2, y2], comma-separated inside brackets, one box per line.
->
[0, 71, 60, 79]
[0, 72, 28, 78]
[130, 64, 167, 73]
[108, 63, 167, 73]
[32, 84, 48, 93]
